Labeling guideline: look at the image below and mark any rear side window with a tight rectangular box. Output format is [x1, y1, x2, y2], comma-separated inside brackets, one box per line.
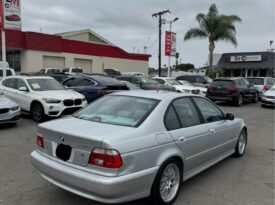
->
[6, 70, 12, 76]
[172, 98, 200, 128]
[78, 79, 96, 86]
[155, 79, 165, 84]
[63, 78, 82, 87]
[246, 78, 264, 85]
[0, 70, 3, 77]
[164, 106, 181, 131]
[5, 78, 18, 89]
[193, 97, 224, 123]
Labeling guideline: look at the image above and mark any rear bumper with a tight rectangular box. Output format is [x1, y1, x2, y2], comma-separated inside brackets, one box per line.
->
[206, 94, 238, 102]
[261, 98, 275, 106]
[30, 150, 158, 204]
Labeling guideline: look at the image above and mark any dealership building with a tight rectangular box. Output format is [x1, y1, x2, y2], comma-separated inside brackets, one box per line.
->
[0, 29, 150, 74]
[216, 51, 275, 77]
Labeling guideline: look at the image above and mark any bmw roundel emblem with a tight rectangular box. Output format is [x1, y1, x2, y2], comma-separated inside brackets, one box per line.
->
[60, 136, 65, 142]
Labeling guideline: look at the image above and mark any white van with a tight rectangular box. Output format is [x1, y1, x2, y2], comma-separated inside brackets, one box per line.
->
[0, 68, 16, 80]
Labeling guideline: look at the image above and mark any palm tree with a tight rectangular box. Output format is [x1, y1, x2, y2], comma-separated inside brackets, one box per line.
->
[184, 4, 242, 76]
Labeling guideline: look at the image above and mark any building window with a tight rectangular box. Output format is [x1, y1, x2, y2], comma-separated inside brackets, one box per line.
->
[0, 50, 21, 72]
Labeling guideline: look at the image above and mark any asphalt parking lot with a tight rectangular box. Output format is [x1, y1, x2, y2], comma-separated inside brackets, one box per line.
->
[0, 102, 274, 205]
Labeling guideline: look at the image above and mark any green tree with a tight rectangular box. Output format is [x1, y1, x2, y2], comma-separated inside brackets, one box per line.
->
[176, 63, 195, 71]
[184, 4, 241, 75]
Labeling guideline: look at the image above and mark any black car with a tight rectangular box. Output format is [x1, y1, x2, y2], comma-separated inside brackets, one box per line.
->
[206, 77, 259, 106]
[116, 75, 175, 91]
[62, 75, 129, 103]
[176, 75, 213, 88]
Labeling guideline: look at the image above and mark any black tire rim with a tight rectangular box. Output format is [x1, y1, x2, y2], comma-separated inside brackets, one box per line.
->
[32, 104, 43, 122]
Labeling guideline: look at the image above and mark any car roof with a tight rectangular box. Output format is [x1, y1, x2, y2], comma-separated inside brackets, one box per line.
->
[7, 75, 54, 80]
[154, 77, 175, 80]
[214, 77, 243, 81]
[110, 90, 195, 100]
[246, 77, 269, 79]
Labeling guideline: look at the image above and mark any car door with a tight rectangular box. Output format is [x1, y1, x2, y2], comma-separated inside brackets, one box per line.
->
[192, 97, 239, 159]
[15, 79, 32, 111]
[165, 97, 212, 174]
[1, 78, 19, 101]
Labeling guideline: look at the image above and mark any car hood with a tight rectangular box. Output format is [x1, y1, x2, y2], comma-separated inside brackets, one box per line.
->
[264, 90, 275, 97]
[33, 90, 84, 100]
[0, 95, 17, 108]
[38, 117, 135, 142]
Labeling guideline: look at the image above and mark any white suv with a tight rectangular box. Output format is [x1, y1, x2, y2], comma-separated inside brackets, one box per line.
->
[0, 76, 87, 122]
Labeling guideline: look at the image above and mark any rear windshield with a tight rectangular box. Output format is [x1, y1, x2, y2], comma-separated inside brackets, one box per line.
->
[246, 78, 264, 85]
[211, 80, 235, 87]
[74, 95, 159, 127]
[72, 68, 83, 73]
[91, 75, 123, 85]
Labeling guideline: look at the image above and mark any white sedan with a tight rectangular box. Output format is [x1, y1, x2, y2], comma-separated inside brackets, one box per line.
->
[261, 85, 275, 108]
[154, 77, 203, 95]
[0, 76, 87, 122]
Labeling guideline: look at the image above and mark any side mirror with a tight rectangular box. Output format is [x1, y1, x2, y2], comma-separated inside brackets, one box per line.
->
[226, 113, 235, 121]
[18, 86, 28, 92]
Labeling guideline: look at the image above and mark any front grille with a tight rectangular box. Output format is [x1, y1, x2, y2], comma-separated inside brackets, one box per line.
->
[63, 99, 74, 106]
[61, 107, 82, 115]
[74, 99, 82, 106]
[192, 89, 200, 94]
[0, 108, 9, 114]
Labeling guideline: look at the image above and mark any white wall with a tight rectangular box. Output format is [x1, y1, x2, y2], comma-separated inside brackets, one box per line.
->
[20, 50, 149, 75]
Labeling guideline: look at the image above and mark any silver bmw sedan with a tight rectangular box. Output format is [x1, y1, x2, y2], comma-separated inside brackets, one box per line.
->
[31, 91, 247, 205]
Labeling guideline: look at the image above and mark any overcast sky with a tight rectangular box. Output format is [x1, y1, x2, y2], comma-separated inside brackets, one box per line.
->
[22, 0, 275, 68]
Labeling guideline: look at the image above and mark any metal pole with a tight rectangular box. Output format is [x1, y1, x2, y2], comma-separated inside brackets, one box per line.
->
[2, 29, 6, 62]
[168, 22, 172, 77]
[158, 15, 162, 77]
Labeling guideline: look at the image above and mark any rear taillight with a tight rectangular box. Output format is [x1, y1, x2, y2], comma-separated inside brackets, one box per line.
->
[263, 85, 269, 92]
[226, 87, 238, 91]
[89, 148, 123, 169]
[36, 135, 44, 148]
[207, 86, 212, 92]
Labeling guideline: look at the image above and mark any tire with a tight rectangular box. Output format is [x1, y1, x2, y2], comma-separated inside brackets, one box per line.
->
[234, 129, 247, 157]
[234, 94, 243, 107]
[150, 159, 182, 205]
[31, 102, 45, 122]
[252, 92, 258, 103]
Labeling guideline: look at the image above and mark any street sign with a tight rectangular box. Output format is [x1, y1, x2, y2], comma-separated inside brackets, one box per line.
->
[0, 0, 22, 30]
[165, 31, 176, 56]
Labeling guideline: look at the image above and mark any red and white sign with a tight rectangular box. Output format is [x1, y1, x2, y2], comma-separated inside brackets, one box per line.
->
[0, 0, 21, 30]
[165, 31, 176, 56]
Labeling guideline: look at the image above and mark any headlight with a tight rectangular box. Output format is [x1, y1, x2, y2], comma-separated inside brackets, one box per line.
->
[10, 105, 19, 111]
[42, 98, 61, 104]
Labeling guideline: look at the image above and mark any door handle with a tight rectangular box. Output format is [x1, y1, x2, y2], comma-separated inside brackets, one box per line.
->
[179, 137, 185, 142]
[209, 129, 216, 134]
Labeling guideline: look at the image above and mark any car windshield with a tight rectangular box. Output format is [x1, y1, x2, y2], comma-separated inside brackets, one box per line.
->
[180, 81, 194, 86]
[74, 95, 159, 127]
[27, 78, 65, 91]
[166, 79, 181, 85]
[211, 80, 235, 87]
[139, 77, 158, 84]
[246, 78, 264, 85]
[48, 69, 60, 74]
[203, 76, 213, 83]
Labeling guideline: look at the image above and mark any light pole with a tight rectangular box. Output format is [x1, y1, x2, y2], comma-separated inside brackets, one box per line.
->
[166, 17, 179, 77]
[152, 9, 171, 77]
